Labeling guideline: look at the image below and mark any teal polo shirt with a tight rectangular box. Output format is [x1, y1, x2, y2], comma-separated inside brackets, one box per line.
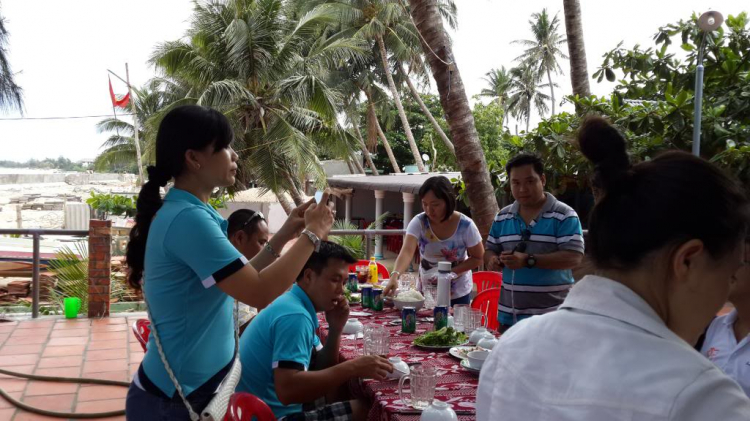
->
[486, 193, 584, 326]
[238, 284, 323, 419]
[139, 188, 246, 397]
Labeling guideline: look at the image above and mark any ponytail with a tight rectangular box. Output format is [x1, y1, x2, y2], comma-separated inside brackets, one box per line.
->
[126, 166, 170, 289]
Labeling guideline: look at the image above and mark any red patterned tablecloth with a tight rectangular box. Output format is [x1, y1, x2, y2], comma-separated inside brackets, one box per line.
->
[318, 304, 480, 421]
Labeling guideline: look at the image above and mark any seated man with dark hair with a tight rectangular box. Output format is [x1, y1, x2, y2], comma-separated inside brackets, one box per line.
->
[238, 241, 393, 421]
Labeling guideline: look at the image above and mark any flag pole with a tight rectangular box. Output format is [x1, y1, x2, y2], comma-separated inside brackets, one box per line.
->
[125, 63, 145, 184]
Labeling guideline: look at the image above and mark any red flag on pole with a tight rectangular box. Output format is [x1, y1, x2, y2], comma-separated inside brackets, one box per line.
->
[108, 76, 130, 108]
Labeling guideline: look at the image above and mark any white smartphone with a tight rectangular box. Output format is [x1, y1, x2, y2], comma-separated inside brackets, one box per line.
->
[314, 190, 324, 204]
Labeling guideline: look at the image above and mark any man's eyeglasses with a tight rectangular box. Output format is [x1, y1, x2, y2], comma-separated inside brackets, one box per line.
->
[241, 211, 265, 231]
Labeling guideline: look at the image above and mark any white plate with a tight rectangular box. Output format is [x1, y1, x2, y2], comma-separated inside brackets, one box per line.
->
[449, 345, 479, 360]
[460, 358, 481, 373]
[349, 311, 371, 317]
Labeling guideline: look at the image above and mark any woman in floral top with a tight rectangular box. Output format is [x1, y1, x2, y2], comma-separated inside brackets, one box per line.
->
[383, 176, 484, 305]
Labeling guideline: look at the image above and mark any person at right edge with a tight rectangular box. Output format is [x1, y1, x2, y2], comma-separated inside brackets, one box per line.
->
[484, 153, 584, 332]
[476, 116, 750, 420]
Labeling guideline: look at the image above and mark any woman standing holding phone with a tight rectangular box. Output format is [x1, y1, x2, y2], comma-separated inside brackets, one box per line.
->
[125, 105, 334, 420]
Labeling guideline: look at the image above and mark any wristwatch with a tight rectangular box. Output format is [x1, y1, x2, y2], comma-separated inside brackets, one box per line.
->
[301, 229, 321, 252]
[391, 270, 401, 278]
[526, 254, 537, 269]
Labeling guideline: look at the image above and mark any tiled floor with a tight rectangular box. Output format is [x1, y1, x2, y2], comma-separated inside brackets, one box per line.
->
[0, 315, 145, 421]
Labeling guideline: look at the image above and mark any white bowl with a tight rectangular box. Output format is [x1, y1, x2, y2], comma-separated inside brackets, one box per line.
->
[342, 319, 363, 335]
[477, 335, 498, 350]
[466, 350, 489, 370]
[392, 298, 425, 311]
[386, 357, 410, 379]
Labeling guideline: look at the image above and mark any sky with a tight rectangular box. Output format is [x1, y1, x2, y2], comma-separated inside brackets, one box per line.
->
[0, 0, 746, 162]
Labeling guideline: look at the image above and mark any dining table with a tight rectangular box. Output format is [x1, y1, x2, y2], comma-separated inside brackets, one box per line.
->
[317, 302, 490, 421]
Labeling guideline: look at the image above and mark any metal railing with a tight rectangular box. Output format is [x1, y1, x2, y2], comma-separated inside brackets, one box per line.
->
[0, 229, 88, 318]
[330, 229, 406, 260]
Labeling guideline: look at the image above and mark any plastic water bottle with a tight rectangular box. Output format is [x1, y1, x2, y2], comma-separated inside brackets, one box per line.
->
[369, 257, 379, 284]
[436, 261, 451, 307]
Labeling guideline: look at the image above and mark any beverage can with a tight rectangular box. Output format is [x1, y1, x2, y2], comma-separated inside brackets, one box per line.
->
[372, 288, 383, 311]
[360, 285, 373, 309]
[402, 306, 417, 333]
[347, 273, 359, 292]
[433, 306, 449, 330]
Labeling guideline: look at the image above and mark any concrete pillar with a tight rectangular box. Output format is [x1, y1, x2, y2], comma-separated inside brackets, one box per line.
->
[374, 190, 385, 259]
[402, 193, 415, 228]
[402, 193, 416, 272]
[88, 219, 112, 318]
[344, 194, 352, 224]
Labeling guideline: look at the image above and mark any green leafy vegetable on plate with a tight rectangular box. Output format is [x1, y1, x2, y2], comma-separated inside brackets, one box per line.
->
[413, 327, 467, 347]
[344, 290, 360, 303]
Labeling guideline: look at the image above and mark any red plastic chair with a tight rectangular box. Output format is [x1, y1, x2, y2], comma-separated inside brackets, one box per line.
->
[472, 271, 502, 294]
[349, 260, 390, 280]
[224, 392, 276, 421]
[132, 319, 151, 352]
[471, 287, 501, 330]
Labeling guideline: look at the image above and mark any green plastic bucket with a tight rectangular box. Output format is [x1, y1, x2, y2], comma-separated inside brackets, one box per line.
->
[63, 297, 81, 319]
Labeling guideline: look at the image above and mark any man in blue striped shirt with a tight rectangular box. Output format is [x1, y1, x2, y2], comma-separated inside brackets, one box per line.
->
[485, 154, 584, 331]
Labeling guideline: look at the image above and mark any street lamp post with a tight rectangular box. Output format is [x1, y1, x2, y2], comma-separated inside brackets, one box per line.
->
[692, 11, 723, 157]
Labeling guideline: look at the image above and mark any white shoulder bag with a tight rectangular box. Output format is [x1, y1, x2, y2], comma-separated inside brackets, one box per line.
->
[144, 285, 241, 421]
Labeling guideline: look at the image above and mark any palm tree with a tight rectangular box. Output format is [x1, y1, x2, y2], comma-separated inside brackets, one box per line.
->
[397, 62, 455, 155]
[480, 67, 512, 126]
[406, 0, 499, 237]
[94, 81, 174, 172]
[562, 0, 590, 100]
[150, 0, 368, 202]
[507, 64, 552, 132]
[513, 9, 567, 115]
[0, 4, 22, 113]
[336, 0, 426, 171]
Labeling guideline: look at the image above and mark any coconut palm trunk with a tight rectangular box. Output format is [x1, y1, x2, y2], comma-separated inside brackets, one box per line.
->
[375, 119, 401, 174]
[363, 89, 401, 174]
[369, 102, 401, 173]
[350, 115, 379, 174]
[546, 68, 556, 115]
[285, 173, 305, 206]
[399, 64, 455, 155]
[277, 192, 294, 215]
[562, 0, 591, 99]
[407, 0, 499, 237]
[349, 151, 366, 174]
[376, 35, 425, 172]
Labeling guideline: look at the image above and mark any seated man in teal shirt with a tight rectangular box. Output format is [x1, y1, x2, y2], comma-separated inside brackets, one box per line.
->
[238, 241, 393, 421]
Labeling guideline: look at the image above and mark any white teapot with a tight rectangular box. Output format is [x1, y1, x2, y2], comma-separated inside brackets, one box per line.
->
[419, 400, 458, 421]
[468, 327, 493, 345]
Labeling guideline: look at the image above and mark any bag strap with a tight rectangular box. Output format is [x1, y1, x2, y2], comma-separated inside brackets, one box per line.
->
[143, 281, 239, 421]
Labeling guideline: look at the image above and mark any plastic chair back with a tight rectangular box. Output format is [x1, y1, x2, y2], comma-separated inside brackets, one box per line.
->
[224, 392, 276, 421]
[471, 287, 501, 330]
[472, 271, 502, 294]
[132, 319, 151, 352]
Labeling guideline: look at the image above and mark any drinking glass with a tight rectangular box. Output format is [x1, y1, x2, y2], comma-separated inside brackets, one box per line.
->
[363, 325, 390, 356]
[423, 284, 437, 310]
[398, 272, 418, 292]
[465, 309, 485, 334]
[398, 365, 437, 410]
[452, 304, 469, 333]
